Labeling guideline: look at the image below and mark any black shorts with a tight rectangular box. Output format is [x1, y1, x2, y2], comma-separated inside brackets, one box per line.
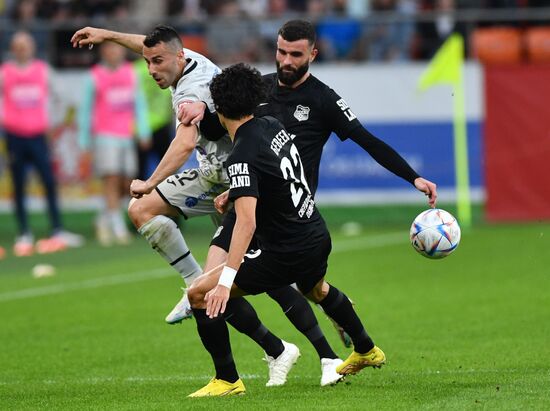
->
[210, 208, 258, 252]
[233, 231, 332, 295]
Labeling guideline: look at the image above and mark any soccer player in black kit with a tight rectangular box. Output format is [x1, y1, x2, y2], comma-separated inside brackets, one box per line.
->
[187, 63, 386, 397]
[181, 19, 438, 391]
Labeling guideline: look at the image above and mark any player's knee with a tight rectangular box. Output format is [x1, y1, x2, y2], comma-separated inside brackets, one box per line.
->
[306, 280, 329, 303]
[127, 199, 141, 228]
[127, 198, 152, 228]
[188, 286, 206, 308]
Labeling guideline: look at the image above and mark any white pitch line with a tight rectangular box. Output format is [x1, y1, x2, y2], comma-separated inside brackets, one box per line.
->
[0, 368, 530, 387]
[0, 232, 406, 303]
[0, 267, 173, 303]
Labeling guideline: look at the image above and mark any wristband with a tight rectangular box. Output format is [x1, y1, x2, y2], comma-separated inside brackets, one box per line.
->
[218, 266, 237, 289]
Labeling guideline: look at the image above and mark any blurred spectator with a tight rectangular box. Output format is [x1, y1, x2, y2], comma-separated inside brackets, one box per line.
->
[166, 0, 208, 20]
[306, 0, 326, 18]
[346, 0, 371, 17]
[288, 0, 307, 12]
[415, 0, 467, 59]
[256, 0, 299, 60]
[0, 31, 84, 256]
[238, 0, 269, 17]
[5, 0, 130, 23]
[205, 0, 260, 63]
[133, 58, 173, 182]
[9, 0, 37, 23]
[78, 42, 150, 245]
[362, 0, 416, 61]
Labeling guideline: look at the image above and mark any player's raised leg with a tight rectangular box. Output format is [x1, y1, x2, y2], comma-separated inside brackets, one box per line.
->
[128, 190, 202, 322]
[305, 279, 386, 375]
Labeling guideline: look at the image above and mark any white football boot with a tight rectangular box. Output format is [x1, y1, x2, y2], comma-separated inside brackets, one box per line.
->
[320, 358, 345, 386]
[165, 288, 193, 324]
[264, 341, 300, 387]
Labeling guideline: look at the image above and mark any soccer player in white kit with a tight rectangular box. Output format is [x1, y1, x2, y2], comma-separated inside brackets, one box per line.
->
[71, 25, 231, 318]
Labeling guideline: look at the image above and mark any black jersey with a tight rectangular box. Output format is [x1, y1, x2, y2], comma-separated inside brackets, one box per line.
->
[226, 116, 327, 253]
[200, 72, 419, 191]
[255, 73, 363, 194]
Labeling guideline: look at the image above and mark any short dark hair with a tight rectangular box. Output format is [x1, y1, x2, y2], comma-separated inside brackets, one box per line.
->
[143, 24, 182, 49]
[278, 19, 316, 45]
[210, 63, 267, 120]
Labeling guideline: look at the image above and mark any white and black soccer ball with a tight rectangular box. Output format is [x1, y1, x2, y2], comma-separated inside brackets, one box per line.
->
[410, 208, 461, 259]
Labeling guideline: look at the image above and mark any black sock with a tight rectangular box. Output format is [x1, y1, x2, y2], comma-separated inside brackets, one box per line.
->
[318, 284, 375, 354]
[224, 298, 285, 358]
[268, 287, 338, 360]
[193, 308, 239, 383]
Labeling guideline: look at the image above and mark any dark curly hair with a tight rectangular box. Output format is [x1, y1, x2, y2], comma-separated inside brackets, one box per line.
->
[143, 24, 182, 50]
[209, 63, 267, 120]
[278, 19, 316, 46]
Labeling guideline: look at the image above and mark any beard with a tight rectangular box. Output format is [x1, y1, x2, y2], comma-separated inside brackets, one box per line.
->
[276, 60, 309, 86]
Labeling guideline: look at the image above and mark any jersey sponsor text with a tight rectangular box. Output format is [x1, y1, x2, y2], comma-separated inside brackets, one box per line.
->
[228, 162, 249, 176]
[270, 129, 295, 156]
[336, 98, 357, 121]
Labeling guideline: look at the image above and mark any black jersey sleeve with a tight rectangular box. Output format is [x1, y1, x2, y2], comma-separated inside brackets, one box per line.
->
[350, 127, 420, 185]
[227, 150, 260, 202]
[322, 87, 363, 141]
[199, 106, 226, 141]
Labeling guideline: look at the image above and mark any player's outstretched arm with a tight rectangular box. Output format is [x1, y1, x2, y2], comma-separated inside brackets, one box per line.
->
[71, 27, 146, 55]
[350, 128, 420, 184]
[414, 177, 438, 208]
[130, 124, 197, 198]
[349, 128, 438, 207]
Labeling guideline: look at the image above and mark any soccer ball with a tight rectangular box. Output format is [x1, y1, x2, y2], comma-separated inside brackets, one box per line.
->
[410, 208, 461, 259]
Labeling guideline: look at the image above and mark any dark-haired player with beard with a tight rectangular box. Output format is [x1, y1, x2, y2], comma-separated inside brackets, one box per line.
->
[187, 62, 385, 397]
[180, 19, 438, 378]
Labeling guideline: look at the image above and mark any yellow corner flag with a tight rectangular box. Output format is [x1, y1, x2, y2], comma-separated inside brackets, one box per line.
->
[417, 34, 472, 228]
[418, 34, 463, 91]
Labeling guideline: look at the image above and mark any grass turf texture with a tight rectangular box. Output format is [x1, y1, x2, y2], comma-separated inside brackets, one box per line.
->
[1, 205, 549, 410]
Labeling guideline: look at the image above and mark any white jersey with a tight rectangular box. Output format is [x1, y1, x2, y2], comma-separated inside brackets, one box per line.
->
[171, 48, 233, 169]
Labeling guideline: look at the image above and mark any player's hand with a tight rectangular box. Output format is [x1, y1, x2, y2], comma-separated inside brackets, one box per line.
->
[130, 179, 153, 198]
[414, 177, 438, 208]
[205, 285, 230, 318]
[71, 27, 108, 49]
[214, 190, 230, 214]
[178, 101, 207, 126]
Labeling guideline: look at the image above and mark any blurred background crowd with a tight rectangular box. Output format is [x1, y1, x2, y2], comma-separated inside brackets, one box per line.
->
[1, 0, 550, 256]
[1, 0, 550, 66]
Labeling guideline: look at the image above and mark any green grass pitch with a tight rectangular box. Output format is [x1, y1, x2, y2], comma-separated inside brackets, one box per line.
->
[1, 205, 549, 410]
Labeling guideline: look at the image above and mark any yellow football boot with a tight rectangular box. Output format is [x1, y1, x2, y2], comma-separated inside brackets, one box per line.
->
[188, 378, 246, 397]
[336, 346, 386, 375]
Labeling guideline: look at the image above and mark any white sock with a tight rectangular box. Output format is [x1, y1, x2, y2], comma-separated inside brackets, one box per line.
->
[138, 215, 202, 286]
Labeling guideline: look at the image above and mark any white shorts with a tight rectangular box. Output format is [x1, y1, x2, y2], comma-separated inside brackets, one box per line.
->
[156, 159, 228, 221]
[93, 142, 137, 178]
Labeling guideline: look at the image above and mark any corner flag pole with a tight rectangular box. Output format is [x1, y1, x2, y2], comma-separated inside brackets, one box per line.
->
[418, 34, 472, 227]
[452, 64, 471, 227]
